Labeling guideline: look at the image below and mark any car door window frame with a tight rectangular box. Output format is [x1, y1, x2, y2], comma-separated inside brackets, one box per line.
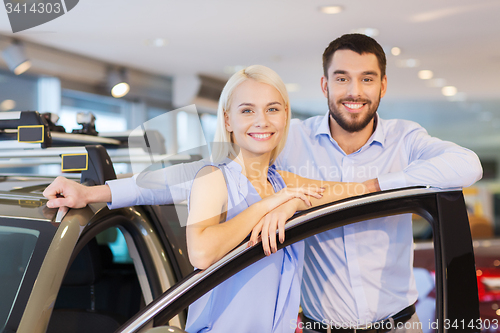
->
[116, 187, 481, 333]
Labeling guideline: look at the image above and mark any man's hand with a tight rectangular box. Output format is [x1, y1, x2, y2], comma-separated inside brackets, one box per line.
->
[362, 178, 381, 193]
[43, 176, 111, 208]
[43, 176, 90, 208]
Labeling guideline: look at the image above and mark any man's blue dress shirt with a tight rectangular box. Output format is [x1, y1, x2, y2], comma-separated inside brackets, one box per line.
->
[274, 112, 482, 325]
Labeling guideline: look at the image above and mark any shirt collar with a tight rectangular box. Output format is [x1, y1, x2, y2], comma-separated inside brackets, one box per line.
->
[368, 114, 386, 148]
[314, 111, 386, 148]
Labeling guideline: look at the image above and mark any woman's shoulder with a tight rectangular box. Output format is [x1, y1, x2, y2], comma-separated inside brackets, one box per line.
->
[193, 165, 226, 187]
[189, 164, 229, 211]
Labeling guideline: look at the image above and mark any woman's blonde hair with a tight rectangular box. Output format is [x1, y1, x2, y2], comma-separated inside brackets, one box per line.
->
[211, 65, 291, 165]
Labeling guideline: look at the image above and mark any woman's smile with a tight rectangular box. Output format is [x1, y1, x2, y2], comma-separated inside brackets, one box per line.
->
[248, 132, 275, 141]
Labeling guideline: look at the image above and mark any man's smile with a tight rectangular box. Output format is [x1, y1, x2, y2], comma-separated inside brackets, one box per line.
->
[342, 102, 366, 113]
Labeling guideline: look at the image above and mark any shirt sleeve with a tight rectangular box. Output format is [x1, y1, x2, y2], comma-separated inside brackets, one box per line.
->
[378, 125, 483, 191]
[106, 160, 204, 209]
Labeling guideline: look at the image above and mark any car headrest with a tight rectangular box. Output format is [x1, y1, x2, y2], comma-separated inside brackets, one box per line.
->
[63, 239, 103, 286]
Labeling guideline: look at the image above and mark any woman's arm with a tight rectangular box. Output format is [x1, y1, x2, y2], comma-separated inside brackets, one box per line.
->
[187, 166, 322, 269]
[277, 170, 370, 210]
[249, 172, 373, 255]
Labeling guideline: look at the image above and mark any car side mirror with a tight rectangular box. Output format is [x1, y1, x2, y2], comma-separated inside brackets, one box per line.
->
[143, 327, 188, 333]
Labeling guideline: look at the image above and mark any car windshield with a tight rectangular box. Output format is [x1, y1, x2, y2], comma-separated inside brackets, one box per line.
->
[0, 226, 40, 331]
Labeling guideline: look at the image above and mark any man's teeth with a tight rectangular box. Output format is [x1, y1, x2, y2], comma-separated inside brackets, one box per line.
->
[344, 103, 364, 109]
[251, 133, 272, 139]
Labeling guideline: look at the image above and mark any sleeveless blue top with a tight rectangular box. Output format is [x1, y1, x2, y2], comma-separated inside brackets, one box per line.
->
[185, 158, 304, 333]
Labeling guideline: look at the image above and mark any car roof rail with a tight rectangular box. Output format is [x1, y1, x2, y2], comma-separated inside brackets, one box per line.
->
[0, 111, 116, 184]
[0, 110, 198, 183]
[81, 145, 117, 185]
[0, 111, 169, 156]
[0, 110, 52, 148]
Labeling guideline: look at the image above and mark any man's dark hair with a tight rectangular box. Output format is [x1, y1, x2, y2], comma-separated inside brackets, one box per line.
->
[322, 33, 386, 78]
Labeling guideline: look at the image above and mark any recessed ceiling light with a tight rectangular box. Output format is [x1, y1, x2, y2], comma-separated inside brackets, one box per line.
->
[0, 99, 16, 111]
[442, 86, 457, 97]
[285, 83, 300, 92]
[145, 38, 167, 47]
[391, 47, 401, 56]
[319, 6, 343, 14]
[418, 70, 433, 80]
[351, 28, 379, 37]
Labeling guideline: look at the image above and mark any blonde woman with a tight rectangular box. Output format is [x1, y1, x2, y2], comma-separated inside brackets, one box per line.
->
[184, 65, 367, 333]
[43, 65, 368, 333]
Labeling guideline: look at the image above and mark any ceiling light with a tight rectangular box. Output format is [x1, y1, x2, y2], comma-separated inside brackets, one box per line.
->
[153, 38, 166, 47]
[1, 40, 31, 75]
[418, 70, 433, 80]
[145, 38, 167, 47]
[350, 28, 379, 37]
[391, 47, 401, 56]
[319, 6, 343, 14]
[442, 86, 457, 97]
[108, 68, 130, 98]
[0, 99, 16, 111]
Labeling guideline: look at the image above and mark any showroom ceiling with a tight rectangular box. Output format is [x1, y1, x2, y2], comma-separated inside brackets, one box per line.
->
[0, 0, 499, 150]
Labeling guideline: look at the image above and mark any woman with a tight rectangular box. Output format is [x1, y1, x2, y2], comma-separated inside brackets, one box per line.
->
[43, 65, 367, 333]
[183, 65, 366, 333]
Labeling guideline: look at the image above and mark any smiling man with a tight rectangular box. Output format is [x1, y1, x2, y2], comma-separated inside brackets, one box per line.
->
[275, 34, 482, 333]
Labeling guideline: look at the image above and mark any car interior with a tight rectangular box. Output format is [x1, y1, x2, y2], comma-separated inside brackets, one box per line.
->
[47, 228, 143, 333]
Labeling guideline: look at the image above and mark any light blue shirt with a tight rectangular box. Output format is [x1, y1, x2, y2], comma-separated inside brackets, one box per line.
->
[184, 160, 304, 333]
[274, 112, 482, 325]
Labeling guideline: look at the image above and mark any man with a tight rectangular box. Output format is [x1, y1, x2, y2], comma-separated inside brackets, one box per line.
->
[45, 33, 482, 333]
[274, 34, 482, 332]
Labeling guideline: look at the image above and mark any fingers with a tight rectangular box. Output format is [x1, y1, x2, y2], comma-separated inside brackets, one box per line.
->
[43, 176, 69, 200]
[261, 215, 271, 256]
[296, 193, 312, 207]
[268, 217, 278, 254]
[278, 216, 286, 244]
[249, 220, 264, 248]
[46, 197, 71, 209]
[251, 211, 291, 255]
[300, 186, 325, 199]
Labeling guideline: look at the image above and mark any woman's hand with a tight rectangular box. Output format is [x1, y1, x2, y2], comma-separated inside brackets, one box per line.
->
[43, 176, 111, 208]
[260, 186, 324, 213]
[249, 198, 301, 256]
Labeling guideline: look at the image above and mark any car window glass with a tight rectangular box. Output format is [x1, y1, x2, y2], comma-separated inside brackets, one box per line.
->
[0, 226, 39, 331]
[96, 227, 133, 264]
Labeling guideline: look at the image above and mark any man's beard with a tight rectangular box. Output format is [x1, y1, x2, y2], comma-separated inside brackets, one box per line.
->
[328, 88, 381, 133]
